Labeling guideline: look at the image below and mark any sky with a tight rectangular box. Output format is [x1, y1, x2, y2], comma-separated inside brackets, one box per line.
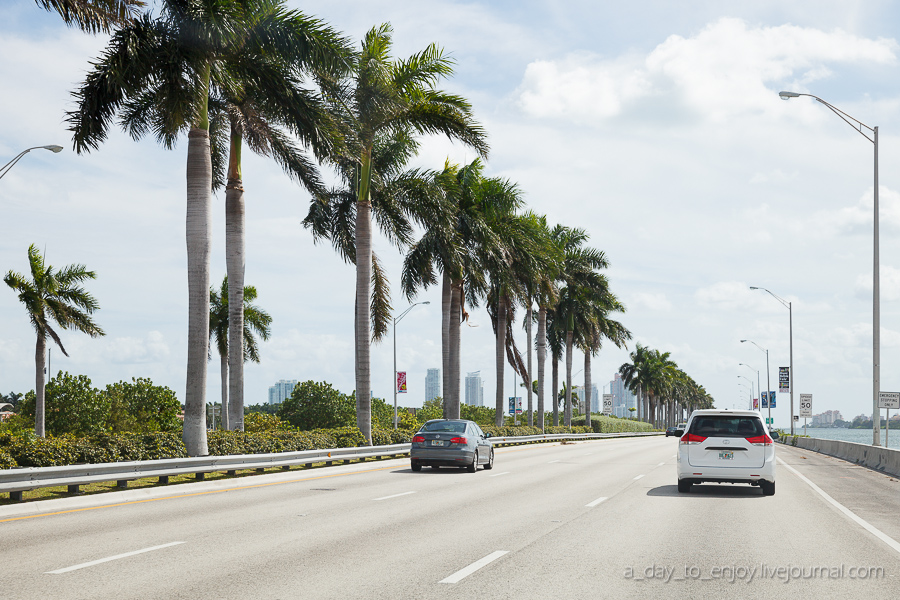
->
[4, 0, 900, 431]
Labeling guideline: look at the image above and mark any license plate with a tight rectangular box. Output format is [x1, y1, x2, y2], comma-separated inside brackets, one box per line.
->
[431, 440, 445, 447]
[718, 451, 734, 460]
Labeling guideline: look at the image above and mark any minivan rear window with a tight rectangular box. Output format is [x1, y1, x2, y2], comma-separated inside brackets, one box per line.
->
[688, 416, 764, 438]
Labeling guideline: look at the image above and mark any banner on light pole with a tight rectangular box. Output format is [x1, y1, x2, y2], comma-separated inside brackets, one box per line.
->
[779, 367, 790, 393]
[396, 371, 407, 393]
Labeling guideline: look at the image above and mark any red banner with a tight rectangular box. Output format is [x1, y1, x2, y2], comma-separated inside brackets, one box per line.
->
[396, 371, 407, 393]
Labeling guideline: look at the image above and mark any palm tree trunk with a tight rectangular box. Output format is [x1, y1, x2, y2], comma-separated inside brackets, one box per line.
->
[447, 280, 461, 418]
[584, 350, 591, 431]
[526, 305, 533, 427]
[636, 383, 642, 421]
[225, 129, 245, 431]
[552, 351, 559, 427]
[536, 306, 547, 431]
[183, 124, 212, 457]
[441, 272, 451, 407]
[355, 150, 373, 445]
[494, 292, 507, 427]
[34, 333, 46, 437]
[220, 352, 229, 430]
[565, 330, 573, 427]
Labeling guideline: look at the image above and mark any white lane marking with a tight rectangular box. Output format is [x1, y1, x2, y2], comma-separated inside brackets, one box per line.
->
[583, 452, 595, 456]
[489, 472, 510, 477]
[548, 460, 561, 464]
[633, 474, 645, 481]
[778, 458, 900, 556]
[440, 550, 509, 584]
[373, 491, 416, 501]
[46, 542, 185, 574]
[658, 462, 665, 466]
[586, 496, 608, 508]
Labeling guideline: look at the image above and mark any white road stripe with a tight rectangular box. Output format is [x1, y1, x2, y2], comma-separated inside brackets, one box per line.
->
[658, 462, 665, 466]
[633, 474, 644, 481]
[489, 472, 510, 477]
[46, 542, 184, 574]
[440, 551, 509, 584]
[778, 458, 900, 556]
[548, 460, 561, 464]
[586, 496, 608, 508]
[373, 491, 416, 501]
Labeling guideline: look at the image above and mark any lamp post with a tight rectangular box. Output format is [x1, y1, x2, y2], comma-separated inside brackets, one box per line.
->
[779, 90, 880, 446]
[739, 362, 761, 412]
[742, 340, 771, 424]
[738, 375, 754, 410]
[0, 145, 64, 180]
[393, 301, 430, 429]
[750, 286, 794, 435]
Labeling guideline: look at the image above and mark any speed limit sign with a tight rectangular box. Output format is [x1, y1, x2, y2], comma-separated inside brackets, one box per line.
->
[799, 393, 812, 418]
[602, 394, 613, 415]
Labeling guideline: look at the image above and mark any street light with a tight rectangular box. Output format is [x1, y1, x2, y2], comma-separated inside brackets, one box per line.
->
[741, 339, 771, 424]
[750, 286, 794, 434]
[0, 145, 64, 180]
[738, 375, 754, 410]
[393, 301, 430, 429]
[779, 90, 880, 446]
[739, 363, 761, 412]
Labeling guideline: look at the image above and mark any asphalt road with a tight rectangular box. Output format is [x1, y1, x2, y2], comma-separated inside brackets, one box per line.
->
[2, 436, 899, 599]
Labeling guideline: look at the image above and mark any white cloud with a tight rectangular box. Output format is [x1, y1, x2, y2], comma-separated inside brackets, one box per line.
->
[98, 331, 171, 365]
[631, 292, 672, 312]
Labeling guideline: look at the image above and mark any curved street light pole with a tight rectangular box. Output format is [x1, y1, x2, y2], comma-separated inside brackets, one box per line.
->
[779, 91, 880, 446]
[742, 340, 771, 424]
[393, 301, 430, 429]
[738, 375, 754, 410]
[751, 286, 794, 434]
[739, 362, 761, 412]
[0, 145, 64, 180]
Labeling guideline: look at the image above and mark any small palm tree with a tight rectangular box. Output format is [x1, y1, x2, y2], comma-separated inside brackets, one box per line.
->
[4, 244, 105, 436]
[35, 0, 144, 34]
[209, 276, 272, 430]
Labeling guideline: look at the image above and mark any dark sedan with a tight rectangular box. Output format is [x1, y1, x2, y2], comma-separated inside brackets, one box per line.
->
[410, 419, 494, 472]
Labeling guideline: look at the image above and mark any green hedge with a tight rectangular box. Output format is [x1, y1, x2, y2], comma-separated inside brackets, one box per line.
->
[570, 415, 656, 433]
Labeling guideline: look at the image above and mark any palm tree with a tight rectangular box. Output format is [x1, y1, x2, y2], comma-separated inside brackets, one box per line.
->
[578, 288, 631, 426]
[620, 343, 652, 422]
[35, 0, 144, 33]
[67, 0, 342, 455]
[209, 276, 272, 430]
[313, 24, 488, 443]
[4, 244, 105, 436]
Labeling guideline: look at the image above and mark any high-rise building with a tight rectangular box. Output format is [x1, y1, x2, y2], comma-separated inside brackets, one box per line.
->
[609, 373, 636, 418]
[591, 384, 600, 412]
[268, 380, 298, 405]
[425, 368, 441, 403]
[465, 371, 484, 406]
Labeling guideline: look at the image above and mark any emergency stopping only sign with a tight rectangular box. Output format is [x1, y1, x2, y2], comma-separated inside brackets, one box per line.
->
[879, 391, 900, 410]
[799, 394, 813, 418]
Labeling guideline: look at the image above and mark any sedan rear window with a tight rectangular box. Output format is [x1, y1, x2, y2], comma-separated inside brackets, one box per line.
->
[421, 421, 466, 433]
[689, 416, 764, 437]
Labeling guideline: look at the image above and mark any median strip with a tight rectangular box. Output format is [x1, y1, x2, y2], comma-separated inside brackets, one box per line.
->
[46, 541, 185, 574]
[440, 550, 509, 584]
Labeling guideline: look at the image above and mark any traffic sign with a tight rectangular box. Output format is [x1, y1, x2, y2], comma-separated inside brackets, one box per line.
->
[602, 394, 613, 415]
[799, 393, 812, 418]
[879, 391, 900, 410]
[766, 417, 774, 425]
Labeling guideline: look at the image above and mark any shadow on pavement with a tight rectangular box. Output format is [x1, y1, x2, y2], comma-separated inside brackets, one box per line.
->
[648, 484, 766, 498]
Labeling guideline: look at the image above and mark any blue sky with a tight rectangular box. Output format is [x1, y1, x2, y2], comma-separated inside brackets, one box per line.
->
[3, 0, 900, 429]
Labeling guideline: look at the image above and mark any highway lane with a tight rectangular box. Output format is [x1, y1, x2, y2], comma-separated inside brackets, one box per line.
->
[1, 437, 898, 599]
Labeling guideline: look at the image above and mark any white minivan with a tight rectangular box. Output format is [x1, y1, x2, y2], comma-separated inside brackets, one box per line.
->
[676, 409, 775, 495]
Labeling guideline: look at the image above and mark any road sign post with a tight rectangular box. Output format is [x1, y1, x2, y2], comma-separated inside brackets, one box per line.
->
[602, 394, 613, 415]
[799, 393, 812, 435]
[878, 392, 899, 447]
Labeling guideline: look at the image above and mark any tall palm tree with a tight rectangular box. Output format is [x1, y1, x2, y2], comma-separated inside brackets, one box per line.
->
[4, 244, 105, 437]
[209, 276, 272, 429]
[67, 0, 341, 455]
[620, 343, 652, 422]
[313, 24, 488, 443]
[35, 0, 144, 33]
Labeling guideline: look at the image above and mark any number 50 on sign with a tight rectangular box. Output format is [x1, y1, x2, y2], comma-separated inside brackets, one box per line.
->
[799, 393, 812, 418]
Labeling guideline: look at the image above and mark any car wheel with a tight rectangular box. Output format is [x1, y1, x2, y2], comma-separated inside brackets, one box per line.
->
[760, 481, 775, 496]
[467, 452, 478, 473]
[677, 479, 692, 493]
[411, 462, 422, 472]
[483, 449, 494, 470]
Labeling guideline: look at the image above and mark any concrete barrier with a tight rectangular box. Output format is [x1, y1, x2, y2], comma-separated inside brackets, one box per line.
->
[780, 435, 900, 478]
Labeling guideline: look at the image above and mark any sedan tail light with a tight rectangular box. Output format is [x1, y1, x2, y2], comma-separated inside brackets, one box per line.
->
[745, 434, 773, 446]
[449, 436, 468, 445]
[680, 433, 707, 445]
[412, 435, 425, 443]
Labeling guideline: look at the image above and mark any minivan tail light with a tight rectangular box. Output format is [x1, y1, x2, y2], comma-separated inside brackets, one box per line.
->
[745, 434, 773, 446]
[412, 435, 425, 443]
[450, 436, 468, 445]
[680, 433, 706, 445]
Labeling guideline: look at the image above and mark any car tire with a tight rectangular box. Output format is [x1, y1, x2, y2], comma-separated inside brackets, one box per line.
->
[677, 479, 692, 493]
[466, 452, 478, 473]
[760, 481, 775, 496]
[411, 462, 422, 472]
[483, 448, 494, 470]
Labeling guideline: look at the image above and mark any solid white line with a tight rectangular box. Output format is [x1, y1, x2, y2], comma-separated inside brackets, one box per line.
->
[440, 550, 509, 584]
[46, 542, 185, 574]
[586, 496, 608, 508]
[778, 458, 900, 556]
[373, 491, 416, 501]
[633, 474, 645, 481]
[658, 462, 665, 466]
[489, 472, 510, 477]
[548, 460, 561, 464]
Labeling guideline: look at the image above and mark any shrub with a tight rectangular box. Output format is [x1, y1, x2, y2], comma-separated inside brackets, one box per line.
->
[570, 415, 655, 433]
[18, 372, 109, 436]
[104, 378, 182, 433]
[244, 412, 288, 433]
[278, 381, 354, 430]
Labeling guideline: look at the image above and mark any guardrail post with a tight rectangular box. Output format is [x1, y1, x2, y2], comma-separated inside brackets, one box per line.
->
[116, 480, 128, 489]
[195, 473, 205, 481]
[227, 470, 236, 476]
[10, 491, 23, 502]
[67, 484, 81, 495]
[159, 476, 169, 484]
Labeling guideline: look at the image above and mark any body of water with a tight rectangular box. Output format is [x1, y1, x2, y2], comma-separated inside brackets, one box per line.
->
[785, 427, 900, 450]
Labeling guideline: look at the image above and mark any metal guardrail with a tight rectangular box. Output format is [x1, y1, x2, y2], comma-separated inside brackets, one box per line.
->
[0, 431, 661, 501]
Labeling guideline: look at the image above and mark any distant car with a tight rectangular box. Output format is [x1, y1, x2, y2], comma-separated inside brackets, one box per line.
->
[665, 426, 679, 437]
[676, 409, 775, 495]
[410, 419, 494, 472]
[666, 423, 688, 437]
